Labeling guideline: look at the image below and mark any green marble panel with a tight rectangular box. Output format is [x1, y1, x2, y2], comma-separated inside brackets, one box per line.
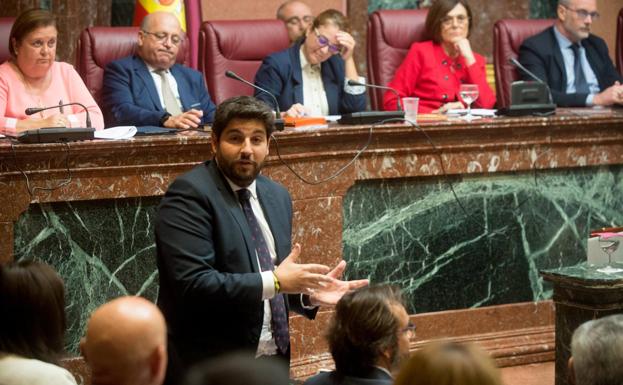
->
[531, 0, 557, 18]
[13, 197, 161, 354]
[343, 166, 623, 314]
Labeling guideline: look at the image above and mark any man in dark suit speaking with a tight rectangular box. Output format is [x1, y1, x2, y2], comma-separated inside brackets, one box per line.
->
[102, 12, 216, 128]
[518, 0, 623, 107]
[155, 96, 368, 382]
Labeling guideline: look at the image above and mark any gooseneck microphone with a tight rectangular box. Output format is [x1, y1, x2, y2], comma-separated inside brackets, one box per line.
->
[508, 58, 554, 104]
[225, 70, 284, 131]
[25, 102, 92, 128]
[347, 79, 403, 111]
[508, 58, 546, 84]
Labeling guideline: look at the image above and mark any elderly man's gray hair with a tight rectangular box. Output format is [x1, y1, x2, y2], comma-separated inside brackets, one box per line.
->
[571, 314, 623, 385]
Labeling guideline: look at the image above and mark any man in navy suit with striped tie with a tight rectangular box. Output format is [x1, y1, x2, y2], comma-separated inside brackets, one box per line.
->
[155, 96, 368, 384]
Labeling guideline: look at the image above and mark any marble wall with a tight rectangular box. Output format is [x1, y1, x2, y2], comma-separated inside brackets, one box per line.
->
[343, 165, 623, 314]
[12, 164, 623, 354]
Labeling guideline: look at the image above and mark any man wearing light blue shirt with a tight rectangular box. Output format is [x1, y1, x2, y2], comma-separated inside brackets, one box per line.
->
[518, 0, 623, 107]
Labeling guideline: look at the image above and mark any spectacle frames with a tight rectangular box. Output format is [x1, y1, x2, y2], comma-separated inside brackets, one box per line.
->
[142, 30, 184, 46]
[401, 322, 416, 337]
[561, 4, 600, 20]
[441, 14, 470, 27]
[314, 28, 342, 54]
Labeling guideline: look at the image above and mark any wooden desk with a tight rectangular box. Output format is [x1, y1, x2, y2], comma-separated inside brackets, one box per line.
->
[2, 110, 622, 377]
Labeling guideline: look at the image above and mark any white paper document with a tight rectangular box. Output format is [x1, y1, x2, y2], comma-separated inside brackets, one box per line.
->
[447, 109, 497, 117]
[94, 126, 137, 140]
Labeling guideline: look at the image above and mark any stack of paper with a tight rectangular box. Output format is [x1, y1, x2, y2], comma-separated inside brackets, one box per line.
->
[94, 126, 137, 140]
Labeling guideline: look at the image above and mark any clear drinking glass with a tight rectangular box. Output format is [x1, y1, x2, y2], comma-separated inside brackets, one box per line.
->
[596, 234, 623, 274]
[459, 84, 479, 121]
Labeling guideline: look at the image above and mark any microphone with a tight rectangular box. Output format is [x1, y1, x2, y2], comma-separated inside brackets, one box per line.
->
[508, 58, 546, 84]
[225, 70, 284, 131]
[347, 79, 403, 111]
[25, 102, 92, 128]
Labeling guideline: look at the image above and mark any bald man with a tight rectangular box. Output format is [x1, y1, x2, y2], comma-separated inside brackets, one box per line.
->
[81, 296, 167, 385]
[276, 1, 314, 43]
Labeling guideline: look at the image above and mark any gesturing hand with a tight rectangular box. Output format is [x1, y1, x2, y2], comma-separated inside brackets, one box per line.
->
[274, 244, 333, 294]
[309, 260, 369, 307]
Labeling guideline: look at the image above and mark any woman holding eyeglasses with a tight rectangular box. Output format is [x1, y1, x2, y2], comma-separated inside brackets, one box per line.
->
[384, 0, 495, 114]
[253, 9, 366, 117]
[0, 8, 104, 136]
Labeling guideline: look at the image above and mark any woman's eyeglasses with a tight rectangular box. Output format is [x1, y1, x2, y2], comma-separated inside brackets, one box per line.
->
[441, 15, 470, 27]
[314, 29, 342, 54]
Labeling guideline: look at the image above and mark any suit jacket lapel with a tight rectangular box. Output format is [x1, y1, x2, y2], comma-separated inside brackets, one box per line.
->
[133, 56, 163, 110]
[548, 27, 567, 91]
[207, 161, 260, 273]
[289, 43, 304, 104]
[583, 37, 604, 88]
[171, 64, 190, 111]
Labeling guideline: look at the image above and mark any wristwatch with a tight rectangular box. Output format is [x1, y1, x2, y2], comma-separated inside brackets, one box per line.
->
[159, 113, 171, 127]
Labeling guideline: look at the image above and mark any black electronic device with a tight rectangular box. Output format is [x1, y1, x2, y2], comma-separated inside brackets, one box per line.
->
[224, 70, 285, 131]
[499, 58, 556, 116]
[338, 111, 405, 125]
[17, 127, 95, 143]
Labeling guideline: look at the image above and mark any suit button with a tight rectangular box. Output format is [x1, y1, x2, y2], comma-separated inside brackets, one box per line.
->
[442, 60, 448, 66]
[442, 94, 448, 100]
[456, 63, 462, 69]
[444, 75, 449, 81]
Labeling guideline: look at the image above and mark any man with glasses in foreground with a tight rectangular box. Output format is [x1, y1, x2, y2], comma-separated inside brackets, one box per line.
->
[102, 12, 216, 128]
[518, 0, 623, 107]
[276, 1, 314, 44]
[304, 285, 413, 385]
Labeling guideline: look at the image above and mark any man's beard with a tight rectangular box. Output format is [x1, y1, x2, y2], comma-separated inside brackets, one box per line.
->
[216, 152, 263, 187]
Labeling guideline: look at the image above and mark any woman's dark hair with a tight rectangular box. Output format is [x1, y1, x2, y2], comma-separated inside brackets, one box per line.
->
[211, 96, 275, 140]
[425, 0, 473, 44]
[312, 9, 351, 33]
[327, 285, 404, 376]
[9, 8, 56, 59]
[0, 260, 67, 364]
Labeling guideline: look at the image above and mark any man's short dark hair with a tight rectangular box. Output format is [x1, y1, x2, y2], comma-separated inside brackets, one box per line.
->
[327, 285, 405, 376]
[185, 351, 289, 385]
[211, 96, 275, 139]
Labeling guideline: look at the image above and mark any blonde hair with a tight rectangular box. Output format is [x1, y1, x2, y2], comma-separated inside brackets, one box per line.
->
[395, 342, 502, 385]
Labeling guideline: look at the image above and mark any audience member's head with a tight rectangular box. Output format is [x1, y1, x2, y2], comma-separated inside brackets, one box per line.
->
[0, 260, 66, 365]
[8, 8, 56, 60]
[301, 9, 351, 66]
[185, 351, 289, 385]
[137, 11, 184, 70]
[81, 296, 167, 385]
[555, 0, 598, 43]
[569, 314, 623, 385]
[394, 341, 502, 385]
[276, 1, 313, 43]
[327, 285, 413, 376]
[424, 0, 473, 44]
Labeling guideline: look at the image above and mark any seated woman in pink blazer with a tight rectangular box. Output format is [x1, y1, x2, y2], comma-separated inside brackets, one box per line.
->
[0, 8, 104, 136]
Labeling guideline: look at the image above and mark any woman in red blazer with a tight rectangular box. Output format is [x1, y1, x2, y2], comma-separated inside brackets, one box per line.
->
[383, 0, 495, 114]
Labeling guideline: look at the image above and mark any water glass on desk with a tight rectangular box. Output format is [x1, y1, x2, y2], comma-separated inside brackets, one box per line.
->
[402, 97, 419, 122]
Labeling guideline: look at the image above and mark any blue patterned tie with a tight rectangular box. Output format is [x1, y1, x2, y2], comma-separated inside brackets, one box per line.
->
[237, 188, 289, 354]
[570, 43, 590, 94]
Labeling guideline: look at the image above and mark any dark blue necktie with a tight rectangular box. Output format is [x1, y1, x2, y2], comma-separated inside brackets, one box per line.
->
[237, 188, 289, 354]
[570, 43, 590, 94]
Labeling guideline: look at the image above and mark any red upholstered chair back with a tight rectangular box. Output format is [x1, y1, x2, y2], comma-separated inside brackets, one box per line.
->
[493, 19, 555, 108]
[617, 7, 623, 77]
[367, 9, 428, 110]
[199, 19, 290, 104]
[0, 17, 16, 64]
[75, 26, 189, 106]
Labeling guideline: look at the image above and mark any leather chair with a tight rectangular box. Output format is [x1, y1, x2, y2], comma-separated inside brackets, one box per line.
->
[366, 9, 428, 110]
[493, 19, 555, 108]
[617, 7, 623, 77]
[184, 0, 202, 69]
[75, 26, 189, 106]
[0, 17, 15, 64]
[199, 19, 289, 104]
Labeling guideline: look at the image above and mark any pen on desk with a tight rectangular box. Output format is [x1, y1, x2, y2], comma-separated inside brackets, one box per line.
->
[188, 103, 201, 110]
[59, 99, 64, 114]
